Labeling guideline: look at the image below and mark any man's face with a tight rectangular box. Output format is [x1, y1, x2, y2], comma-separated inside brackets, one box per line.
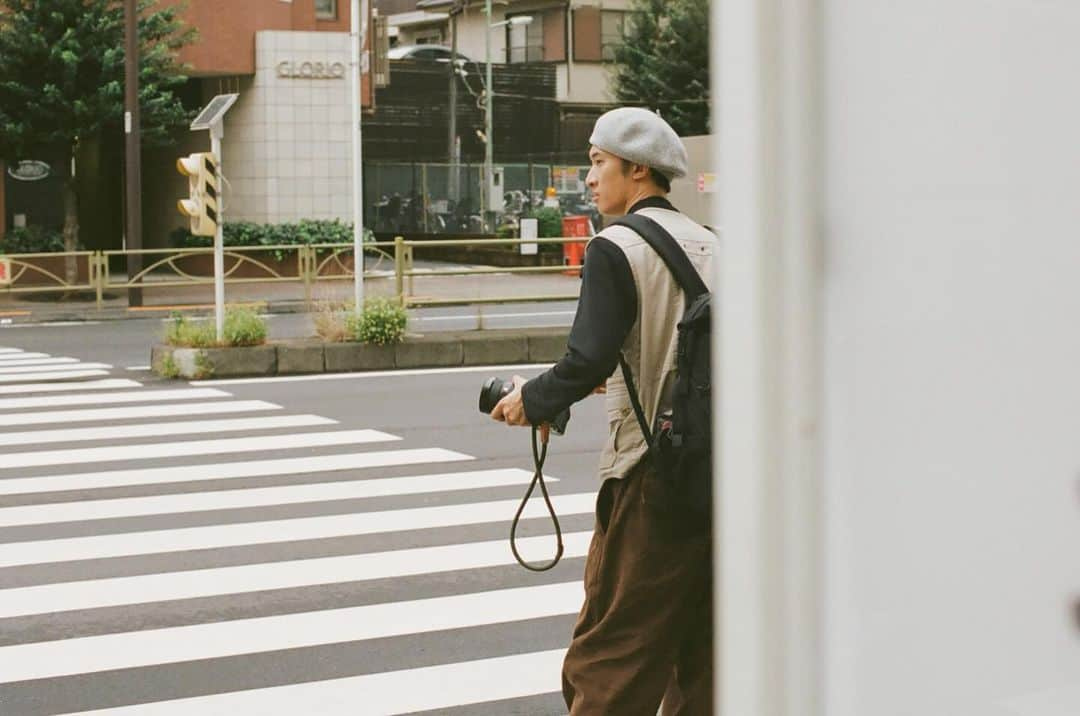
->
[586, 146, 631, 216]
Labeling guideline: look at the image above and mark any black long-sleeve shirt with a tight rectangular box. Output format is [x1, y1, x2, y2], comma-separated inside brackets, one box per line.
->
[521, 196, 678, 424]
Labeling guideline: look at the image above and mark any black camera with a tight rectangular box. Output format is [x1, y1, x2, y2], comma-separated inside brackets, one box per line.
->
[478, 376, 570, 435]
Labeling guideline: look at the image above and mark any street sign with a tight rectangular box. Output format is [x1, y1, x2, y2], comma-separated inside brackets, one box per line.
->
[520, 218, 538, 256]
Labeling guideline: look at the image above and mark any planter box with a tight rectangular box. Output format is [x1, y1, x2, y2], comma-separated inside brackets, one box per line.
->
[152, 328, 569, 380]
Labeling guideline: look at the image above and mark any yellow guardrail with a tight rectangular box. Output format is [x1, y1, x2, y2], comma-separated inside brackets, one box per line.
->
[0, 251, 100, 296]
[0, 235, 589, 310]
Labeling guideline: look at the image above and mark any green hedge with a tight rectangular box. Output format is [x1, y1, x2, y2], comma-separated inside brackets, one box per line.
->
[529, 207, 564, 239]
[172, 220, 375, 259]
[0, 226, 79, 254]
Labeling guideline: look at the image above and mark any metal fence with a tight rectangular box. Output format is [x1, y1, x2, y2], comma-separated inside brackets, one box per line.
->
[366, 161, 598, 235]
[0, 237, 588, 310]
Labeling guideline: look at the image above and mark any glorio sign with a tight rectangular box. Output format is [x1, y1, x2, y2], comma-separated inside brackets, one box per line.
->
[277, 60, 346, 80]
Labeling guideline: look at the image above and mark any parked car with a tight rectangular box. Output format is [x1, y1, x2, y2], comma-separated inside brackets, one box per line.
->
[387, 45, 473, 63]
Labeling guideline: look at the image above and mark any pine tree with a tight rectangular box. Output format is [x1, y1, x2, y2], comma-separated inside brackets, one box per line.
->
[0, 0, 194, 280]
[610, 0, 710, 137]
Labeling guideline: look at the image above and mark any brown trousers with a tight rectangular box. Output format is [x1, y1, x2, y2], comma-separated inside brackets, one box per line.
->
[562, 460, 713, 716]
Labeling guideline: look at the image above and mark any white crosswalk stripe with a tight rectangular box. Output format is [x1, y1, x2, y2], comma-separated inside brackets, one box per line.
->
[0, 413, 335, 447]
[0, 387, 225, 410]
[0, 356, 79, 367]
[0, 378, 142, 395]
[0, 583, 582, 683]
[0, 345, 587, 715]
[0, 399, 281, 427]
[0, 493, 593, 567]
[0, 428, 398, 469]
[0, 361, 110, 374]
[0, 467, 536, 526]
[73, 649, 568, 716]
[0, 533, 592, 618]
[0, 368, 109, 382]
[0, 447, 470, 495]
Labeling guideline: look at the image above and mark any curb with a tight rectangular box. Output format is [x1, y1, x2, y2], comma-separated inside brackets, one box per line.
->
[1, 299, 312, 325]
[151, 328, 570, 379]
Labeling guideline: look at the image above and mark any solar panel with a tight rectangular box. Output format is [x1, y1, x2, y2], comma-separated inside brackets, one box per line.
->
[190, 94, 239, 131]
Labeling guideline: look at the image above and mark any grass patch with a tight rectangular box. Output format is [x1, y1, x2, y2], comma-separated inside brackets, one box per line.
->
[313, 301, 352, 343]
[159, 353, 179, 379]
[311, 299, 408, 345]
[165, 306, 268, 348]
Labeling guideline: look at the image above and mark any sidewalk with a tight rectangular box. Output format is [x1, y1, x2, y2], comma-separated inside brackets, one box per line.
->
[0, 261, 583, 323]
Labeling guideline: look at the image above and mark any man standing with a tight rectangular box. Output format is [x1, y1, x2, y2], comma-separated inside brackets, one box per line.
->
[491, 107, 717, 715]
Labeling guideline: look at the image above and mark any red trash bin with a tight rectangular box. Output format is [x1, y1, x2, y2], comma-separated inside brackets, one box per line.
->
[561, 215, 590, 276]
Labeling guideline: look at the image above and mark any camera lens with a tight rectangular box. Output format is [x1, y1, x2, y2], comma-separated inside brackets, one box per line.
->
[478, 376, 509, 414]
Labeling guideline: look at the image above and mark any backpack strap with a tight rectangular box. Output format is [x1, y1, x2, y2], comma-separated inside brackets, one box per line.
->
[618, 353, 653, 447]
[607, 213, 708, 452]
[608, 213, 709, 301]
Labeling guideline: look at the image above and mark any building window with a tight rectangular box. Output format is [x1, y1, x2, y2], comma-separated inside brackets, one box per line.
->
[315, 0, 337, 20]
[601, 11, 627, 61]
[507, 13, 544, 63]
[506, 9, 567, 63]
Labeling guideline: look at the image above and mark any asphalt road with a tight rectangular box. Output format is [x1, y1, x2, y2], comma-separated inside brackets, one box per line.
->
[0, 331, 606, 714]
[0, 301, 578, 372]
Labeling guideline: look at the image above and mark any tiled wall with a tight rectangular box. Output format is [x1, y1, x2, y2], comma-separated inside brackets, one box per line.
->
[225, 31, 355, 225]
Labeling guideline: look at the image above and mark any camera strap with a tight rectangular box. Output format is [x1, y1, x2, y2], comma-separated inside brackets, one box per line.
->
[509, 425, 564, 571]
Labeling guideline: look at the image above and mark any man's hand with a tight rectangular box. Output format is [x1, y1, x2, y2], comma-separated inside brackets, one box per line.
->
[490, 375, 529, 426]
[490, 376, 553, 442]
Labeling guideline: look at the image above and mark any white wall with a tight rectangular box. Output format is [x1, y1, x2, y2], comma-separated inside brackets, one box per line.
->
[226, 31, 354, 224]
[667, 135, 715, 227]
[822, 2, 1080, 714]
[555, 62, 613, 104]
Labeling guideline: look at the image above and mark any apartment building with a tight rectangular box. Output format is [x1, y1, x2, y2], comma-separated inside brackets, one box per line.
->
[381, 0, 630, 150]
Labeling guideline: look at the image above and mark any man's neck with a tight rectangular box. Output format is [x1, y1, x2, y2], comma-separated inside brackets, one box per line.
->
[618, 188, 667, 216]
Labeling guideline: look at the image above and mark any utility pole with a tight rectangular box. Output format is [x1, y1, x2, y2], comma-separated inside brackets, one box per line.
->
[123, 0, 143, 306]
[351, 0, 369, 313]
[484, 0, 493, 228]
[448, 1, 462, 165]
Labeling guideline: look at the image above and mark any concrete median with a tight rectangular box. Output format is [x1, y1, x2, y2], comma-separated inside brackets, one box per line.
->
[152, 328, 569, 380]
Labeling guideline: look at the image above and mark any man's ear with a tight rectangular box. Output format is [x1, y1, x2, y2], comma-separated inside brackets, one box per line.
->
[630, 163, 651, 181]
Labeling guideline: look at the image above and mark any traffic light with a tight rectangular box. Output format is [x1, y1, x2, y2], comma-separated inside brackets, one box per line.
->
[176, 152, 219, 237]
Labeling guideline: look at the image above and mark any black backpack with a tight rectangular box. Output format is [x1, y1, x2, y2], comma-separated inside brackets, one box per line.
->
[609, 214, 713, 522]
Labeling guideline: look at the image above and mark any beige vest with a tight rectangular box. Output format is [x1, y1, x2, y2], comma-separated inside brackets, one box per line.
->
[596, 207, 718, 481]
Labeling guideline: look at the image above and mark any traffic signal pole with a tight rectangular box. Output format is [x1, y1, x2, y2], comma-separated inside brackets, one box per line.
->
[211, 124, 224, 341]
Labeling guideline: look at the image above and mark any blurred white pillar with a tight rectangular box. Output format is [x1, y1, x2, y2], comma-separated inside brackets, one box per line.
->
[715, 0, 824, 714]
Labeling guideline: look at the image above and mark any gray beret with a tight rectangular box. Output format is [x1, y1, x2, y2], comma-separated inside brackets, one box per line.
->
[589, 107, 689, 180]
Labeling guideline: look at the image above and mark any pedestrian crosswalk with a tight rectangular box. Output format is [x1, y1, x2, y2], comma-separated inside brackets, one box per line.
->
[0, 345, 592, 715]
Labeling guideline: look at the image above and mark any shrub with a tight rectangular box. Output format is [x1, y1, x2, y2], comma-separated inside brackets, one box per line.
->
[172, 220, 376, 260]
[164, 306, 268, 347]
[529, 207, 564, 238]
[223, 306, 268, 346]
[346, 298, 408, 345]
[0, 226, 75, 254]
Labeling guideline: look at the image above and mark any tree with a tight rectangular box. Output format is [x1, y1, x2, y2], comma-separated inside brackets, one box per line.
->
[0, 0, 194, 281]
[610, 0, 710, 137]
